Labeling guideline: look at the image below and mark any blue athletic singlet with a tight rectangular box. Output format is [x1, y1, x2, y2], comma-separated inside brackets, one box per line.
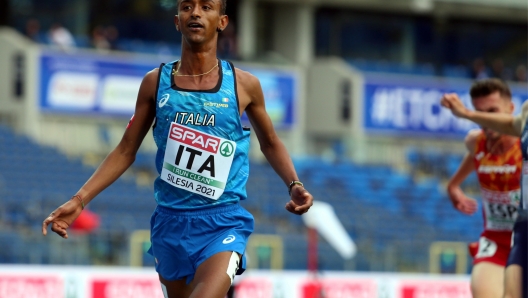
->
[152, 60, 250, 210]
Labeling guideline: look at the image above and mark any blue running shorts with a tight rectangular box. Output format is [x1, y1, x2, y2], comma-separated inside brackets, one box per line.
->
[506, 209, 527, 297]
[148, 203, 254, 284]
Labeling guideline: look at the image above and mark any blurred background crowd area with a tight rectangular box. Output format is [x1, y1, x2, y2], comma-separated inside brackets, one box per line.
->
[0, 0, 526, 276]
[0, 124, 484, 272]
[5, 0, 528, 81]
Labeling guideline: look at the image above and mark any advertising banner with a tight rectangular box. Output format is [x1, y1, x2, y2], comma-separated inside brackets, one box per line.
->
[90, 277, 163, 298]
[0, 274, 64, 298]
[0, 266, 472, 298]
[301, 278, 378, 298]
[39, 52, 153, 116]
[233, 271, 471, 298]
[398, 280, 471, 298]
[39, 51, 297, 128]
[363, 74, 528, 138]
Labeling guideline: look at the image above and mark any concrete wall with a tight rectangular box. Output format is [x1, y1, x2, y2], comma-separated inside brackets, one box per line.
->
[0, 27, 40, 138]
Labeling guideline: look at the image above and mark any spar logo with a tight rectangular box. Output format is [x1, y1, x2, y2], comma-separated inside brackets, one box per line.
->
[170, 123, 220, 153]
[220, 141, 234, 157]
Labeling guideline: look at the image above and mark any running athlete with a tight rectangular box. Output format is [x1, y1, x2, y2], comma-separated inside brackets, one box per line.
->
[442, 79, 527, 298]
[41, 1, 314, 298]
[446, 79, 521, 298]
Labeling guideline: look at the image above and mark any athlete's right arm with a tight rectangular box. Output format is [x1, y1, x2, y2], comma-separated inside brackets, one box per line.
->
[441, 93, 523, 137]
[42, 69, 158, 238]
[446, 130, 479, 215]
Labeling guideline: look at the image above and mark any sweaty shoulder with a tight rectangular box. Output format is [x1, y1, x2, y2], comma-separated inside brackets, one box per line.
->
[145, 68, 160, 87]
[138, 68, 160, 101]
[234, 67, 262, 111]
[513, 101, 528, 134]
[235, 67, 260, 93]
[464, 129, 481, 154]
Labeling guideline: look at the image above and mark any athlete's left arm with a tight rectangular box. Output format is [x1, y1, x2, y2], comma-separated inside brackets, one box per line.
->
[238, 70, 313, 215]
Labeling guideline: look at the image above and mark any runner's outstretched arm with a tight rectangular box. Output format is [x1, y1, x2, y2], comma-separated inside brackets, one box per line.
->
[441, 93, 522, 137]
[42, 69, 158, 238]
[240, 71, 313, 215]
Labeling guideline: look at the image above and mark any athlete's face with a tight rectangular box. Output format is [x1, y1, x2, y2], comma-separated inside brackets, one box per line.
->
[471, 91, 514, 139]
[175, 0, 227, 44]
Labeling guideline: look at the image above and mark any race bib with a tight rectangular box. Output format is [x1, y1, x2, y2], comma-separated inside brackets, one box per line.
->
[475, 237, 497, 258]
[481, 188, 520, 231]
[160, 123, 236, 200]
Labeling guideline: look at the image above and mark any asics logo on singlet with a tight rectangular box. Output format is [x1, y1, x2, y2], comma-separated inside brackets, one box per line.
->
[477, 165, 517, 174]
[159, 94, 170, 108]
[223, 235, 236, 244]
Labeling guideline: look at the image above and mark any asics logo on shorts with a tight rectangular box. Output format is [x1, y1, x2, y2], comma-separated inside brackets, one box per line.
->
[159, 94, 170, 108]
[223, 235, 236, 244]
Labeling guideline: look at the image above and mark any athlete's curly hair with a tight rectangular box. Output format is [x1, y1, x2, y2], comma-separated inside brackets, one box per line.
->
[470, 78, 512, 100]
[176, 0, 227, 15]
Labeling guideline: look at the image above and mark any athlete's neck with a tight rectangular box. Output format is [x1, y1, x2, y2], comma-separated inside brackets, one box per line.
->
[174, 43, 220, 90]
[178, 41, 219, 76]
[487, 135, 517, 155]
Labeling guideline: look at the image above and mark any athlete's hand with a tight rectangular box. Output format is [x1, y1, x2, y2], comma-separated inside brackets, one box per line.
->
[285, 185, 313, 215]
[453, 196, 478, 215]
[447, 187, 478, 215]
[441, 93, 470, 119]
[42, 199, 83, 239]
